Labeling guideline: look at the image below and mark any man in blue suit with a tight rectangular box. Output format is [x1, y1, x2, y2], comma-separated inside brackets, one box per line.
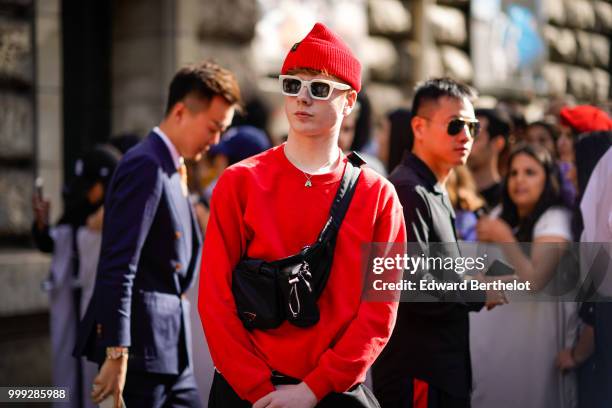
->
[75, 61, 241, 407]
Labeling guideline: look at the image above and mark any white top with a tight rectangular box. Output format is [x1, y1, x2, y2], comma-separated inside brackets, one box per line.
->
[581, 146, 612, 242]
[153, 126, 182, 169]
[489, 205, 572, 241]
[470, 208, 577, 408]
[532, 206, 573, 241]
[580, 146, 612, 296]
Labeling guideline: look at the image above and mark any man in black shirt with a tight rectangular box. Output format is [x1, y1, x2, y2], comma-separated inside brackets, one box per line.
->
[373, 78, 506, 408]
[467, 108, 511, 209]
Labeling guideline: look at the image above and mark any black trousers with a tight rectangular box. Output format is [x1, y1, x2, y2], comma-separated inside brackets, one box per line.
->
[122, 366, 203, 408]
[208, 371, 380, 408]
[374, 376, 470, 408]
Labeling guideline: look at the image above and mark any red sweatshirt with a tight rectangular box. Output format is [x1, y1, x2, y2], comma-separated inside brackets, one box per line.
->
[199, 144, 406, 403]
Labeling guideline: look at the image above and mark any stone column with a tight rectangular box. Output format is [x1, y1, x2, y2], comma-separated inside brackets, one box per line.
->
[412, 0, 436, 83]
[0, 0, 57, 387]
[0, 1, 34, 237]
[111, 0, 177, 136]
[36, 0, 63, 222]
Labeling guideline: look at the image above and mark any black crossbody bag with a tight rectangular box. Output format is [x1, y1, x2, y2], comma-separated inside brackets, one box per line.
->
[232, 153, 365, 330]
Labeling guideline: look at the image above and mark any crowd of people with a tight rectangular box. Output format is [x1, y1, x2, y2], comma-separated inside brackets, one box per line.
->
[30, 22, 612, 408]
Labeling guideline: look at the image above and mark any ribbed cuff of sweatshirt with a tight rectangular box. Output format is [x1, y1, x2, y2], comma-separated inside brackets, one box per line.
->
[245, 381, 276, 404]
[303, 367, 335, 401]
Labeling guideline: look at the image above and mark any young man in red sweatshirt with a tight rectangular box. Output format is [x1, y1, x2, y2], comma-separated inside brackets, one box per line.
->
[199, 23, 406, 408]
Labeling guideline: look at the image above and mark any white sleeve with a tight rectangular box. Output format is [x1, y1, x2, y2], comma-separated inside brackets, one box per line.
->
[533, 207, 572, 241]
[489, 205, 503, 219]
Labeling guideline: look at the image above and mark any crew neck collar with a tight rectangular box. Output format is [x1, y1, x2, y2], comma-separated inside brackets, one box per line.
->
[276, 143, 346, 186]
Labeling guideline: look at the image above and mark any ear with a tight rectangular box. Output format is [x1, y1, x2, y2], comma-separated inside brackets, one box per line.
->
[342, 90, 358, 116]
[169, 101, 187, 123]
[493, 135, 506, 153]
[411, 115, 426, 143]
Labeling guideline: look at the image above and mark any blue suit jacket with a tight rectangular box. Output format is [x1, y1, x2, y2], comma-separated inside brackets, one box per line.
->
[75, 132, 203, 375]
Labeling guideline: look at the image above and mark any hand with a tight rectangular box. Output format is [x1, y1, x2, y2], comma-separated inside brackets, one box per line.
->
[91, 356, 128, 407]
[32, 194, 50, 231]
[485, 287, 508, 310]
[473, 274, 508, 310]
[476, 217, 514, 243]
[253, 382, 317, 408]
[556, 348, 577, 372]
[86, 207, 104, 231]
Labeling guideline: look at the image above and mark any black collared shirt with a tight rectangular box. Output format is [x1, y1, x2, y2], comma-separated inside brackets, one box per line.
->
[392, 151, 458, 246]
[480, 181, 502, 209]
[373, 151, 483, 398]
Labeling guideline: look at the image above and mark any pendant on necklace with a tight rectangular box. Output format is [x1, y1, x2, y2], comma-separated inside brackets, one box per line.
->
[305, 179, 312, 188]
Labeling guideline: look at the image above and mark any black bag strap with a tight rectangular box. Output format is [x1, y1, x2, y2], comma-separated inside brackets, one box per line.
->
[317, 152, 365, 244]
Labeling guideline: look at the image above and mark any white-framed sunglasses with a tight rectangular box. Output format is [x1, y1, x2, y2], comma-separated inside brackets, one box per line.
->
[279, 74, 351, 100]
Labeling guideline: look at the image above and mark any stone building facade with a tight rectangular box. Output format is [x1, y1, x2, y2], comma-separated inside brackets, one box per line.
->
[542, 0, 612, 101]
[364, 0, 611, 112]
[0, 0, 59, 386]
[0, 1, 35, 242]
[0, 0, 610, 386]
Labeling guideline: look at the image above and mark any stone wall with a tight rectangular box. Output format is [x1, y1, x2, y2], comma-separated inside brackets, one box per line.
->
[111, 0, 261, 135]
[0, 92, 33, 157]
[364, 0, 413, 114]
[182, 0, 261, 97]
[427, 1, 472, 83]
[0, 1, 35, 238]
[363, 0, 610, 113]
[111, 0, 177, 136]
[364, 0, 475, 114]
[36, 0, 63, 225]
[0, 0, 58, 389]
[542, 0, 612, 101]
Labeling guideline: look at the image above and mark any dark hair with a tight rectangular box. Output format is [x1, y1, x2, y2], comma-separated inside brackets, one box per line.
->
[165, 61, 242, 115]
[500, 143, 564, 241]
[509, 111, 527, 136]
[231, 97, 273, 146]
[527, 121, 559, 141]
[526, 120, 559, 157]
[387, 108, 413, 173]
[411, 77, 477, 116]
[60, 144, 121, 227]
[286, 67, 331, 77]
[475, 108, 511, 143]
[350, 92, 373, 152]
[233, 97, 270, 132]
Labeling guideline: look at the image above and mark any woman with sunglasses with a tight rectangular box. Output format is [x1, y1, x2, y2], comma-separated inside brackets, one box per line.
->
[200, 23, 406, 408]
[470, 144, 577, 408]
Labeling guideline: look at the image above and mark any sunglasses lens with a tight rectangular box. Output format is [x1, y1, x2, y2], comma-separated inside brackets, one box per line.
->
[310, 81, 331, 98]
[470, 122, 481, 138]
[447, 119, 465, 136]
[282, 78, 302, 95]
[446, 119, 480, 137]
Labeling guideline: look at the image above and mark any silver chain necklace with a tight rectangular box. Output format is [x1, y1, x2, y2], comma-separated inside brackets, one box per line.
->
[303, 155, 334, 187]
[285, 146, 338, 188]
[304, 173, 314, 188]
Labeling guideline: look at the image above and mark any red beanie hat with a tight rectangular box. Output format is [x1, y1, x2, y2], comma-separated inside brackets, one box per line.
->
[560, 105, 612, 133]
[281, 22, 361, 92]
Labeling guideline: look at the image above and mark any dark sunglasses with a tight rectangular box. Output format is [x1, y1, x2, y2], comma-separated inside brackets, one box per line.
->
[420, 116, 481, 138]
